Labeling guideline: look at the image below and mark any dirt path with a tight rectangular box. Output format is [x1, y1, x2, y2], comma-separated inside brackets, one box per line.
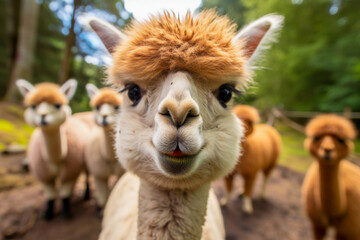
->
[0, 153, 312, 240]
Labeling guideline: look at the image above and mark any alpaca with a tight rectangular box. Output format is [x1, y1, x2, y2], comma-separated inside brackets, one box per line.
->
[87, 10, 283, 239]
[302, 114, 360, 240]
[85, 83, 125, 212]
[16, 79, 91, 219]
[221, 105, 281, 213]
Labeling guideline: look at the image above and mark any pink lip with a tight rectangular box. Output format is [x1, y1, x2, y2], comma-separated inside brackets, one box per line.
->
[166, 146, 185, 157]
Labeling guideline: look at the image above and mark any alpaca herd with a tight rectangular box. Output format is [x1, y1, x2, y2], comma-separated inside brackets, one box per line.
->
[14, 9, 360, 240]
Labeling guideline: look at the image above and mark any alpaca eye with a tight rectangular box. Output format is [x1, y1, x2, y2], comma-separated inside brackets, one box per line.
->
[54, 104, 61, 109]
[31, 105, 37, 110]
[336, 138, 345, 145]
[96, 105, 101, 111]
[313, 136, 321, 142]
[215, 84, 240, 108]
[114, 106, 120, 111]
[127, 84, 142, 105]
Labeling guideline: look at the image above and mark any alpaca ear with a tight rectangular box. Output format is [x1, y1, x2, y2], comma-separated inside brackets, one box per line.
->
[86, 17, 127, 54]
[233, 14, 284, 64]
[16, 79, 34, 97]
[61, 79, 78, 100]
[85, 83, 99, 99]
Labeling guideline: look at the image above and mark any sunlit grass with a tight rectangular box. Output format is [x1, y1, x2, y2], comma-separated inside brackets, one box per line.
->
[0, 105, 34, 152]
[275, 123, 313, 173]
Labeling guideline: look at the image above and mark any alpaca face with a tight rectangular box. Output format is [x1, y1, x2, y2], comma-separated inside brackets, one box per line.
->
[116, 71, 243, 188]
[24, 102, 71, 128]
[308, 135, 350, 164]
[93, 103, 120, 127]
[86, 84, 122, 128]
[88, 11, 283, 189]
[16, 79, 77, 130]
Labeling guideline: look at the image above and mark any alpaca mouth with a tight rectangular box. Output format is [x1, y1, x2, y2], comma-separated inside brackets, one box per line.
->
[158, 147, 199, 176]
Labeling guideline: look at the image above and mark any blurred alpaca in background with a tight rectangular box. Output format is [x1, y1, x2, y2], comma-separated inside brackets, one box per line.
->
[16, 79, 91, 219]
[85, 83, 125, 215]
[302, 114, 360, 240]
[221, 105, 282, 214]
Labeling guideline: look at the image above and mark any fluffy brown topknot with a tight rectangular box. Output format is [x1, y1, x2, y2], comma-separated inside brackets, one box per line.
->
[110, 10, 247, 88]
[24, 83, 68, 106]
[232, 105, 260, 123]
[90, 88, 122, 107]
[305, 114, 357, 140]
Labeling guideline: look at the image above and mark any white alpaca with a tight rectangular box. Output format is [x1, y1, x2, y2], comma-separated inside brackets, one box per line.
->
[16, 79, 91, 219]
[85, 84, 125, 212]
[87, 10, 283, 239]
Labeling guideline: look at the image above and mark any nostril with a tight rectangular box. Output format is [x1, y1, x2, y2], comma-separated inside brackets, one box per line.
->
[324, 149, 332, 154]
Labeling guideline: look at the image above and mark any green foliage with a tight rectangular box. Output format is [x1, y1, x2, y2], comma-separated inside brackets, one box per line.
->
[202, 0, 360, 112]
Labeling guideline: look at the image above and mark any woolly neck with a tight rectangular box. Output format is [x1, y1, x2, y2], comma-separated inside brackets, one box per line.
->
[137, 179, 210, 240]
[318, 161, 347, 218]
[102, 126, 116, 162]
[40, 125, 67, 163]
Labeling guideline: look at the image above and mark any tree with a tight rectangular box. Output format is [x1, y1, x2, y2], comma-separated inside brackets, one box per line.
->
[4, 0, 39, 102]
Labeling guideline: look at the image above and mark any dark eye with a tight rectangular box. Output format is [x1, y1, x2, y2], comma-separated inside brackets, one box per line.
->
[114, 105, 120, 111]
[31, 105, 37, 110]
[313, 136, 321, 142]
[54, 104, 61, 109]
[336, 137, 346, 145]
[120, 84, 143, 106]
[96, 105, 101, 111]
[215, 84, 240, 108]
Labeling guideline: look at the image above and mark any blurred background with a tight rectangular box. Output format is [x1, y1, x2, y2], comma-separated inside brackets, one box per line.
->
[0, 0, 359, 239]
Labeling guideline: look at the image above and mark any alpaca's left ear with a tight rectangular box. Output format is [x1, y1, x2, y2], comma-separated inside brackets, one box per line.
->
[86, 17, 127, 54]
[85, 83, 99, 99]
[61, 79, 78, 100]
[233, 14, 284, 64]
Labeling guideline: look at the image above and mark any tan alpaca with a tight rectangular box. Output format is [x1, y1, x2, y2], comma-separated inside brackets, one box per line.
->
[16, 79, 91, 219]
[221, 105, 281, 213]
[85, 84, 125, 211]
[87, 10, 283, 239]
[302, 114, 360, 240]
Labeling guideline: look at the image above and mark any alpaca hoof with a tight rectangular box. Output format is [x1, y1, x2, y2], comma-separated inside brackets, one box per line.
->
[96, 205, 104, 218]
[219, 197, 228, 207]
[84, 187, 90, 201]
[242, 197, 253, 214]
[44, 199, 55, 221]
[61, 197, 72, 219]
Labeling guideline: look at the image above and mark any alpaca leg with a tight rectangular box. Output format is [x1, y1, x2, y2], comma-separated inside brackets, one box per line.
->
[312, 223, 326, 240]
[42, 182, 56, 220]
[94, 177, 109, 212]
[243, 175, 256, 214]
[60, 181, 75, 219]
[84, 172, 91, 201]
[220, 173, 234, 206]
[261, 175, 268, 199]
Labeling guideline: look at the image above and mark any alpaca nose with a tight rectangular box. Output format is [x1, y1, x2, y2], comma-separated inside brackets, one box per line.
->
[324, 148, 332, 154]
[159, 98, 199, 128]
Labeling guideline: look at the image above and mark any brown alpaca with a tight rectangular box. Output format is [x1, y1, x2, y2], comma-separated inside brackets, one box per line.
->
[221, 105, 281, 214]
[85, 84, 125, 212]
[87, 10, 283, 239]
[302, 114, 360, 240]
[16, 79, 91, 219]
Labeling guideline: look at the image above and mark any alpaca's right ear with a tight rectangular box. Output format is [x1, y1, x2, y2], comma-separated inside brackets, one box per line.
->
[86, 83, 99, 99]
[61, 79, 78, 100]
[16, 79, 34, 97]
[86, 17, 127, 54]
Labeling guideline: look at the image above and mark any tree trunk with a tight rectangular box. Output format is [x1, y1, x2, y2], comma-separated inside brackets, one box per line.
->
[58, 0, 80, 84]
[4, 0, 39, 102]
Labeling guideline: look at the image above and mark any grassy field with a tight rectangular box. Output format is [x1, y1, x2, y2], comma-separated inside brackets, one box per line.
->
[0, 102, 34, 152]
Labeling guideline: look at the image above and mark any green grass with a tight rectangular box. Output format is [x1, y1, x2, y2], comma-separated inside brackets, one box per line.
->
[275, 123, 314, 173]
[0, 104, 34, 151]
